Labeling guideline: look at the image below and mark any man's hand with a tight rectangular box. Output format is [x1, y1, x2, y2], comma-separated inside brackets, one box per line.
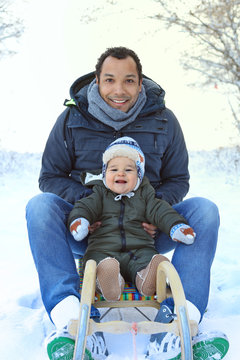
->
[142, 222, 157, 238]
[89, 221, 102, 234]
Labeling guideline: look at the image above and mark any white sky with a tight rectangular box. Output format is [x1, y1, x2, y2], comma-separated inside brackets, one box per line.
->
[0, 0, 237, 152]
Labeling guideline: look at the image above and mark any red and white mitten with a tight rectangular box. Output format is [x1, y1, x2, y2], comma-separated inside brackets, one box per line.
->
[170, 223, 196, 245]
[70, 218, 90, 241]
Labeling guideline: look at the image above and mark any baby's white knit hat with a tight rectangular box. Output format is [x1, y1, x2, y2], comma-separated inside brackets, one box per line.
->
[102, 136, 145, 190]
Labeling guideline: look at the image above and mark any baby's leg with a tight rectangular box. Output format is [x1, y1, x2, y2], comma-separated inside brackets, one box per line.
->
[135, 254, 169, 296]
[96, 257, 125, 301]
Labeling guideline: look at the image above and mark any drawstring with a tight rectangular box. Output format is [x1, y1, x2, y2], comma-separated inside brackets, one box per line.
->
[114, 192, 135, 201]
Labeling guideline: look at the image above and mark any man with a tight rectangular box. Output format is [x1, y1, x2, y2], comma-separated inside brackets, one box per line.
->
[26, 47, 229, 360]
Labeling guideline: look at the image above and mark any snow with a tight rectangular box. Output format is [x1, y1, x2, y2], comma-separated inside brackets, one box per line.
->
[0, 147, 239, 359]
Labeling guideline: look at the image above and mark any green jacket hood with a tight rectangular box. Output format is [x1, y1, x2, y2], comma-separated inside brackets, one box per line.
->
[80, 169, 103, 187]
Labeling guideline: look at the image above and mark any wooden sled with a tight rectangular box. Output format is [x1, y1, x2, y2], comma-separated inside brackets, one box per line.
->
[68, 259, 198, 360]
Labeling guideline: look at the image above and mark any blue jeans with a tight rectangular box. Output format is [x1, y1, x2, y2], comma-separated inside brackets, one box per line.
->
[26, 193, 219, 319]
[155, 197, 219, 318]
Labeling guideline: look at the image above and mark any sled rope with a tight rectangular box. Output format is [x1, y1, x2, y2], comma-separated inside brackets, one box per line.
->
[131, 322, 138, 360]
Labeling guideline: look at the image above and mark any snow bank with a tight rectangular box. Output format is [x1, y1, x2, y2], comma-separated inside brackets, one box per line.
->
[189, 146, 240, 186]
[0, 150, 42, 176]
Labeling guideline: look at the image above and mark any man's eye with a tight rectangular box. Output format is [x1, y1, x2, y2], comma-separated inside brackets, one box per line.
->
[106, 78, 113, 83]
[126, 79, 134, 83]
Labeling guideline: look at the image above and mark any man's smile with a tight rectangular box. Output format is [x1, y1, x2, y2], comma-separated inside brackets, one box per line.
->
[108, 97, 130, 105]
[112, 99, 127, 103]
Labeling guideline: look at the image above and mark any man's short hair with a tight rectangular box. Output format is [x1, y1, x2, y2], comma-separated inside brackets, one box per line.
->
[95, 46, 142, 84]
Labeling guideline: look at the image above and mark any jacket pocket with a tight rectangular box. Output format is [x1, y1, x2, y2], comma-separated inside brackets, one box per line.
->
[72, 128, 113, 171]
[125, 117, 168, 154]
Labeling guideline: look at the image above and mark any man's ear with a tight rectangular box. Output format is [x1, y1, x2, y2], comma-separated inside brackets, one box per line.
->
[95, 75, 99, 84]
[139, 78, 143, 91]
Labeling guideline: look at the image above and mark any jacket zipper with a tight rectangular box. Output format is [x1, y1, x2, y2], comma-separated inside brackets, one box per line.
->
[119, 200, 126, 251]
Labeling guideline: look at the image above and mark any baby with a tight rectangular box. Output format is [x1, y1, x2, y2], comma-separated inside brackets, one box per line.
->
[68, 137, 195, 301]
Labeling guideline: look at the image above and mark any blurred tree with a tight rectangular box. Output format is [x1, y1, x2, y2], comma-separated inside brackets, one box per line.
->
[152, 0, 240, 132]
[0, 0, 24, 58]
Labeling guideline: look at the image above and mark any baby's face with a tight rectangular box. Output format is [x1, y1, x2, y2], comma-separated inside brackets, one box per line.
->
[105, 156, 138, 194]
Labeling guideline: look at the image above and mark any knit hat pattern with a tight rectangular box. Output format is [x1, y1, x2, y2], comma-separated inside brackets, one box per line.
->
[102, 137, 145, 188]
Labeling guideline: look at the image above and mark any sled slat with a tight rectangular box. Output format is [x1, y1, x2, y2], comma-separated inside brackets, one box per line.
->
[69, 318, 198, 337]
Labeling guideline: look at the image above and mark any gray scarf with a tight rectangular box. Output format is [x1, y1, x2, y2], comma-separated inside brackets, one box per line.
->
[87, 79, 146, 130]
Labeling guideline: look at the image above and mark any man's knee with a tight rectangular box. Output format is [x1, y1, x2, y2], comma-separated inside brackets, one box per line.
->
[26, 192, 67, 217]
[191, 197, 220, 225]
[27, 192, 55, 213]
[180, 197, 220, 226]
[25, 193, 68, 231]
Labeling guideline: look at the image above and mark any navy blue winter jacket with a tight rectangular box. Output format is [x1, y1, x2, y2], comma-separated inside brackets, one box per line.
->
[39, 72, 189, 205]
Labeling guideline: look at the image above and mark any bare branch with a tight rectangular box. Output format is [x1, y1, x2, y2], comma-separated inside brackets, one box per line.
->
[152, 0, 240, 132]
[0, 0, 24, 58]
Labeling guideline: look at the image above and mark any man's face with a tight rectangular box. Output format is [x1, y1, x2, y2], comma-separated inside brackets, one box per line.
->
[96, 56, 142, 113]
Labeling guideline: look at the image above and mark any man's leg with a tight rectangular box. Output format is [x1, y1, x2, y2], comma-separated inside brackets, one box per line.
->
[26, 192, 88, 317]
[154, 196, 220, 319]
[147, 197, 229, 359]
[171, 196, 219, 317]
[26, 192, 108, 359]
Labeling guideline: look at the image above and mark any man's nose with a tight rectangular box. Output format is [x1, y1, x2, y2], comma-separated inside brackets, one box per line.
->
[113, 82, 125, 95]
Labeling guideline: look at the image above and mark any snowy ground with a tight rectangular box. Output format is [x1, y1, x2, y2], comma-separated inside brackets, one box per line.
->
[0, 147, 239, 359]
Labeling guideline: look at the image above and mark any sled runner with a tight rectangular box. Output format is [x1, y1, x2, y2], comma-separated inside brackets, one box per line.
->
[68, 258, 198, 360]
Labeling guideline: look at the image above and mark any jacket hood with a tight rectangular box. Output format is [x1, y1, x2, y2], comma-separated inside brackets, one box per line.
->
[67, 72, 166, 115]
[80, 169, 103, 187]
